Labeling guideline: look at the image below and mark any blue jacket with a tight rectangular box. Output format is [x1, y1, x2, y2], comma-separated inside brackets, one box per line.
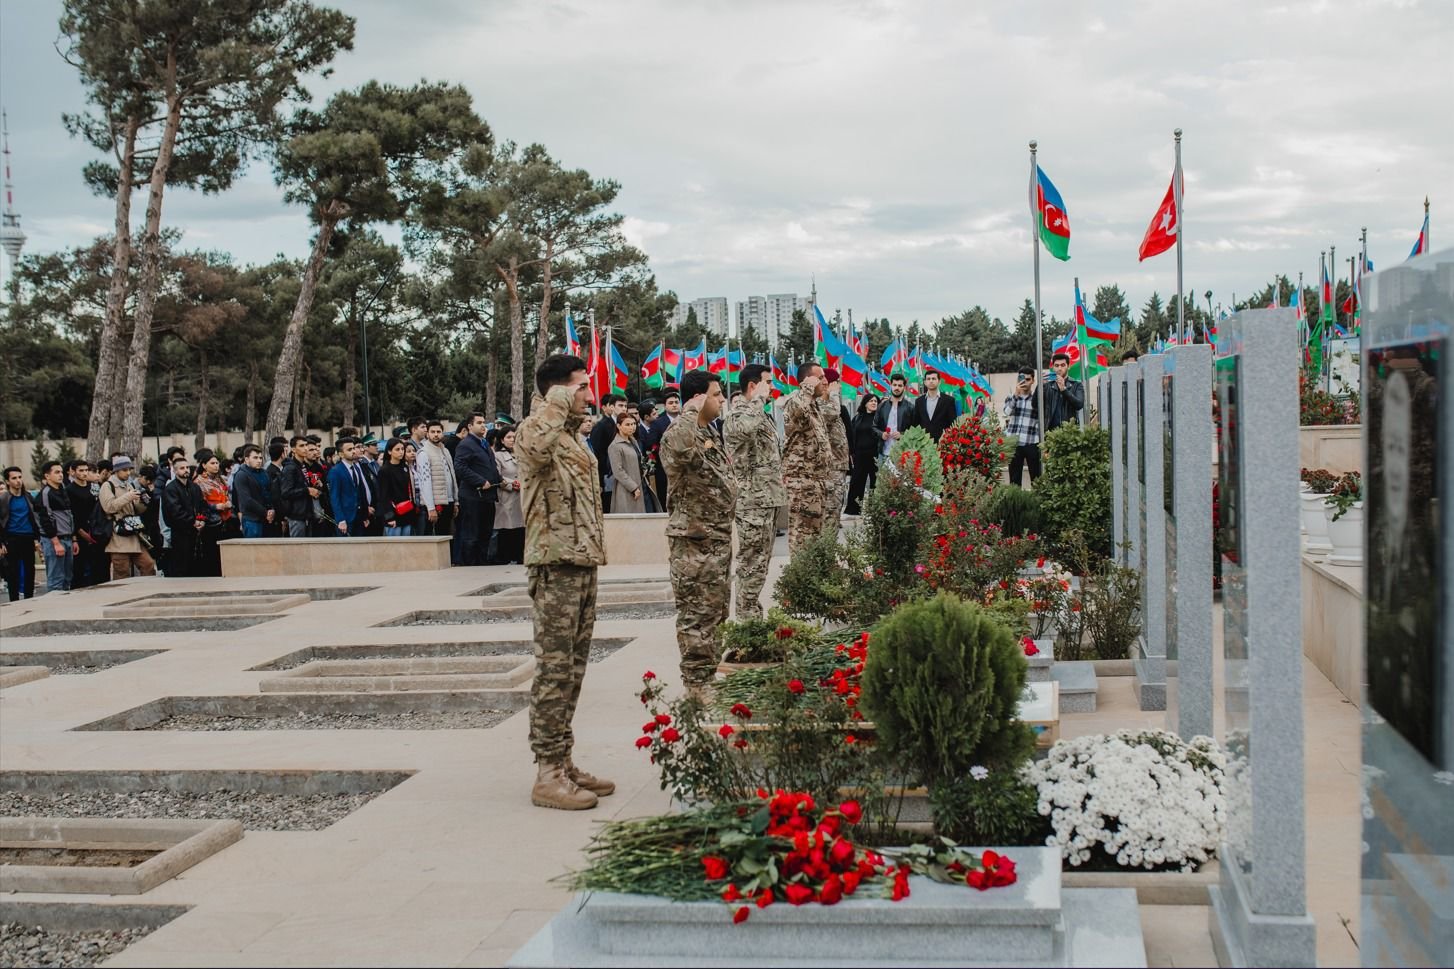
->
[454, 433, 502, 502]
[327, 461, 369, 531]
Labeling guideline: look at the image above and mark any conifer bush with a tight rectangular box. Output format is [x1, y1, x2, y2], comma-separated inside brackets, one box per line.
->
[886, 425, 943, 494]
[986, 484, 1044, 537]
[860, 593, 1036, 786]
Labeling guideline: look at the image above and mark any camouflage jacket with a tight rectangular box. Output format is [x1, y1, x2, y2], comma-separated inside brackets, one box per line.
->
[659, 404, 737, 541]
[516, 385, 606, 566]
[724, 395, 786, 510]
[818, 396, 850, 472]
[782, 387, 831, 480]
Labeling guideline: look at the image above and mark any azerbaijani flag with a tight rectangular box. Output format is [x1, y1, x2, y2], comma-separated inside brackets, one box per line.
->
[684, 338, 708, 372]
[587, 326, 608, 403]
[1289, 288, 1302, 320]
[1033, 165, 1071, 261]
[1320, 258, 1335, 323]
[813, 305, 847, 368]
[662, 347, 684, 384]
[1409, 211, 1429, 259]
[1074, 281, 1120, 343]
[869, 369, 893, 395]
[708, 346, 728, 375]
[641, 343, 664, 389]
[608, 336, 630, 393]
[770, 353, 797, 398]
[563, 312, 581, 356]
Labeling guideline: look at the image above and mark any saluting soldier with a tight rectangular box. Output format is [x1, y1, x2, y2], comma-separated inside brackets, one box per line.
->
[781, 362, 831, 553]
[724, 363, 785, 618]
[516, 354, 614, 811]
[818, 367, 851, 533]
[660, 369, 737, 692]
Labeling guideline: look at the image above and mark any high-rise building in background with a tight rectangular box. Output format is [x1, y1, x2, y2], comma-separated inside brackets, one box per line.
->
[669, 296, 729, 337]
[736, 294, 809, 348]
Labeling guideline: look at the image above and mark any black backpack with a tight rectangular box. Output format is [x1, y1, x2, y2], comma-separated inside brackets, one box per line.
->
[89, 496, 113, 546]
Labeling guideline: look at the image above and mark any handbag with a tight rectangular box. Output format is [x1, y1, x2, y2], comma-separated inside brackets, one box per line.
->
[392, 499, 415, 517]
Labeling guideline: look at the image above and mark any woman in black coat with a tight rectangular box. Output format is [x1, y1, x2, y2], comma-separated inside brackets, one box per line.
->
[845, 395, 883, 515]
[377, 438, 418, 536]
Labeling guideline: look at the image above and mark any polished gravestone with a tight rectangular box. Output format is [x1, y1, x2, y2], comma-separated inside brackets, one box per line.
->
[1359, 248, 1453, 967]
[1134, 354, 1167, 711]
[1106, 369, 1125, 558]
[1163, 344, 1215, 740]
[1207, 308, 1316, 967]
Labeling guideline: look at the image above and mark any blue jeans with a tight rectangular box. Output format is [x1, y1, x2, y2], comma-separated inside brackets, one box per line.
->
[42, 538, 74, 592]
[241, 519, 268, 538]
[384, 524, 414, 537]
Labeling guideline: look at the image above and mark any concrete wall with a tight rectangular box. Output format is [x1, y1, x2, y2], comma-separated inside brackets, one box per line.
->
[1301, 555, 1363, 705]
[1299, 425, 1362, 474]
[220, 536, 452, 577]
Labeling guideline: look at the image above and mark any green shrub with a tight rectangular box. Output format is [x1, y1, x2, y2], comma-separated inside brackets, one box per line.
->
[930, 766, 1049, 846]
[719, 608, 820, 663]
[1036, 423, 1112, 558]
[860, 593, 1036, 786]
[860, 467, 932, 586]
[986, 484, 1043, 537]
[1064, 532, 1142, 660]
[887, 425, 943, 494]
[773, 532, 860, 623]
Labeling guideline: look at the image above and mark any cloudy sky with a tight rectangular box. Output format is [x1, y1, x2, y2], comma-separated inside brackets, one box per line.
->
[1, 0, 1449, 331]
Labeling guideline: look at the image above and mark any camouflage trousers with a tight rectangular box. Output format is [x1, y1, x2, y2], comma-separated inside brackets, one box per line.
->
[527, 563, 597, 763]
[668, 535, 732, 686]
[733, 505, 778, 618]
[785, 475, 827, 555]
[826, 471, 846, 529]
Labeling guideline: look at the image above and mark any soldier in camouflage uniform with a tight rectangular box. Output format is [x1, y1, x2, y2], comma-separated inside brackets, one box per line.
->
[516, 354, 613, 811]
[724, 363, 786, 617]
[660, 369, 737, 688]
[818, 367, 851, 532]
[782, 362, 832, 554]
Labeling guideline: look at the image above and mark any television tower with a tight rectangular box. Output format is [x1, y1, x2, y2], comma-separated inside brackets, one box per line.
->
[1, 110, 26, 269]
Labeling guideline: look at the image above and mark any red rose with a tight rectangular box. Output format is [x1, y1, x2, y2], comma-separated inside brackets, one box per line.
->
[722, 883, 742, 901]
[660, 727, 681, 743]
[842, 870, 862, 894]
[783, 883, 815, 905]
[729, 703, 752, 719]
[733, 905, 750, 924]
[643, 670, 656, 680]
[775, 626, 794, 640]
[787, 679, 805, 695]
[702, 856, 729, 880]
[819, 874, 844, 905]
[634, 736, 652, 749]
[733, 737, 749, 749]
[756, 888, 774, 908]
[891, 871, 910, 901]
[655, 713, 672, 725]
[837, 799, 863, 824]
[829, 837, 855, 866]
[967, 869, 988, 890]
[643, 721, 659, 733]
[718, 724, 735, 738]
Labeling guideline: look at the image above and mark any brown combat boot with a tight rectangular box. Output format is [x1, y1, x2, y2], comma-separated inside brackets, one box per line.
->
[531, 762, 598, 811]
[566, 758, 616, 797]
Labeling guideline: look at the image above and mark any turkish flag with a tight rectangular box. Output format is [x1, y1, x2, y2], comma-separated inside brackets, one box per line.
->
[1138, 175, 1179, 261]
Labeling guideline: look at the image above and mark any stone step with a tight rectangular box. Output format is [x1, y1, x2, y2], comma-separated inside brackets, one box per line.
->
[1052, 661, 1099, 714]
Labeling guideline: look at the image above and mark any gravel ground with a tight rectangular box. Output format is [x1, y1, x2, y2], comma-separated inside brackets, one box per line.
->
[404, 606, 673, 626]
[0, 790, 384, 831]
[0, 923, 154, 969]
[141, 709, 518, 731]
[0, 847, 159, 867]
[46, 662, 126, 675]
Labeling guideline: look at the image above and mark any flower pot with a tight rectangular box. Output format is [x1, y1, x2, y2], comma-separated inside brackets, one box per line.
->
[1301, 492, 1332, 551]
[1325, 501, 1363, 562]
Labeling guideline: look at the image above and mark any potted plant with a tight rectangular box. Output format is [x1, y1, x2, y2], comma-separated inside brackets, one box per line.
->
[1300, 468, 1337, 551]
[1323, 471, 1363, 561]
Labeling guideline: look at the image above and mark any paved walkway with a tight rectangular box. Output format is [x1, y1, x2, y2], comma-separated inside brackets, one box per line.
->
[0, 556, 1360, 967]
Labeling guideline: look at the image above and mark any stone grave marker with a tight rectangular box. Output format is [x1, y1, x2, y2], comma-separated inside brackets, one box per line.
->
[1124, 359, 1142, 573]
[1134, 353, 1167, 710]
[1106, 367, 1125, 557]
[1207, 307, 1316, 967]
[1163, 343, 1214, 739]
[1358, 249, 1453, 967]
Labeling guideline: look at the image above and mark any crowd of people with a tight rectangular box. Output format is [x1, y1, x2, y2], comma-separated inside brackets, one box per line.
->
[1, 350, 1092, 606]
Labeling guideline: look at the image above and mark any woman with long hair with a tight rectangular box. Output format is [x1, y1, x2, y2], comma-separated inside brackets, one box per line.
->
[490, 428, 525, 564]
[607, 414, 648, 514]
[404, 441, 427, 534]
[377, 437, 417, 537]
[845, 395, 882, 516]
[191, 449, 230, 576]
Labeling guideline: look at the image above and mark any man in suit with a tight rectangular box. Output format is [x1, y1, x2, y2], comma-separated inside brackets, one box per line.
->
[874, 372, 916, 455]
[454, 412, 503, 566]
[645, 391, 679, 512]
[911, 368, 959, 443]
[327, 437, 373, 536]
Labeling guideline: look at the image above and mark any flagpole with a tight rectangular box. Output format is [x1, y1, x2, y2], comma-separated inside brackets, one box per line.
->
[564, 301, 572, 353]
[1426, 196, 1431, 250]
[1327, 244, 1336, 394]
[1173, 129, 1186, 346]
[1074, 275, 1087, 428]
[1029, 140, 1047, 447]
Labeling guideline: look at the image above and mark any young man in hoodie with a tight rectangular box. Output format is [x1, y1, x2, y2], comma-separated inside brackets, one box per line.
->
[233, 445, 276, 539]
[1, 466, 43, 600]
[37, 460, 79, 592]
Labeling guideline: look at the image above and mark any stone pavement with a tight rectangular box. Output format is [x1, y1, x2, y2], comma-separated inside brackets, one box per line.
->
[0, 552, 1361, 968]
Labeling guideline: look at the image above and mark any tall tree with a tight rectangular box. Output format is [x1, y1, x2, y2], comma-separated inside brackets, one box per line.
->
[1137, 292, 1167, 346]
[61, 0, 355, 458]
[1090, 284, 1131, 333]
[266, 81, 488, 441]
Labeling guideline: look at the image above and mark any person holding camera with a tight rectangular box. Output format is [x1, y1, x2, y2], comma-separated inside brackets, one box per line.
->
[98, 456, 157, 580]
[1003, 367, 1044, 487]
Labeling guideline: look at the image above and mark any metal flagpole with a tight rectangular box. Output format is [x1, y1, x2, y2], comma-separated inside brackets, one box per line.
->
[1327, 244, 1336, 394]
[1029, 140, 1047, 446]
[1173, 129, 1186, 346]
[1426, 196, 1431, 250]
[1074, 275, 1087, 428]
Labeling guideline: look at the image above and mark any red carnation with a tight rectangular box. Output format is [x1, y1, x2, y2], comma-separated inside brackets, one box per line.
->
[783, 883, 815, 905]
[787, 679, 805, 695]
[643, 670, 656, 680]
[702, 856, 729, 880]
[660, 727, 681, 743]
[733, 905, 750, 924]
[655, 713, 672, 725]
[837, 799, 863, 824]
[730, 702, 752, 719]
[755, 888, 774, 908]
[819, 873, 844, 905]
[634, 736, 652, 749]
[718, 724, 735, 738]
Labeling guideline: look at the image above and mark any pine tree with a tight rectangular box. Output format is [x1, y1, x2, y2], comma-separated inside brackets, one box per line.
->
[29, 439, 53, 488]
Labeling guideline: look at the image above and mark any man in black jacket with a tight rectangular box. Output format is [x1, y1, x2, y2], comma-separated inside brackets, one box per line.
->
[65, 460, 102, 587]
[453, 412, 503, 566]
[911, 368, 959, 443]
[1043, 351, 1085, 433]
[278, 437, 318, 537]
[161, 456, 203, 577]
[645, 391, 678, 511]
[874, 372, 916, 456]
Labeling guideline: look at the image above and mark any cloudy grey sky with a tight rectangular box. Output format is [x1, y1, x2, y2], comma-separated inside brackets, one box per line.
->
[1, 0, 1449, 331]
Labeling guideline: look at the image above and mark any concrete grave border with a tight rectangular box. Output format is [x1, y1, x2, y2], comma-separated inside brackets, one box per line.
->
[0, 666, 49, 690]
[0, 817, 242, 895]
[71, 690, 530, 732]
[102, 592, 311, 619]
[258, 655, 535, 693]
[0, 648, 167, 674]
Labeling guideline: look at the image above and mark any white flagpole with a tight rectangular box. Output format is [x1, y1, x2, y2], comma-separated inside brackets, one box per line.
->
[1173, 128, 1186, 345]
[1030, 140, 1046, 443]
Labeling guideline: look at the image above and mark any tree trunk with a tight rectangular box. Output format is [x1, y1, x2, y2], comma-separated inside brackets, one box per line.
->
[243, 362, 258, 443]
[484, 318, 498, 420]
[119, 72, 183, 458]
[343, 308, 357, 428]
[501, 257, 525, 421]
[265, 202, 345, 442]
[107, 340, 128, 455]
[292, 360, 306, 439]
[535, 239, 554, 372]
[85, 114, 138, 461]
[194, 350, 209, 454]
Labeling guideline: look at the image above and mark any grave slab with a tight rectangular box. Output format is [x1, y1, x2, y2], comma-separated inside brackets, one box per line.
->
[258, 655, 535, 693]
[0, 649, 167, 674]
[0, 817, 242, 895]
[1025, 640, 1054, 683]
[102, 593, 310, 619]
[0, 666, 49, 690]
[1133, 352, 1167, 711]
[72, 690, 530, 732]
[1051, 661, 1098, 713]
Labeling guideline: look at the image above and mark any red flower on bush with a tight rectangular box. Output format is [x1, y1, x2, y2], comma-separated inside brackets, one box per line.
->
[660, 727, 681, 743]
[654, 713, 672, 725]
[729, 702, 752, 719]
[634, 736, 652, 749]
[718, 724, 735, 738]
[775, 626, 795, 640]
